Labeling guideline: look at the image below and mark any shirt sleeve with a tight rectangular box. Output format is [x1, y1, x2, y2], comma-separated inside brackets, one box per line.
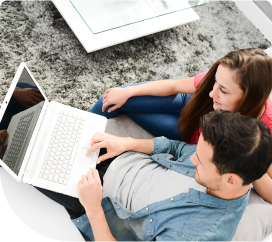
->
[194, 72, 207, 88]
[151, 136, 188, 159]
[155, 217, 236, 242]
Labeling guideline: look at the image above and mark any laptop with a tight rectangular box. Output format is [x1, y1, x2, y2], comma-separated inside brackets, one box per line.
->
[0, 63, 107, 198]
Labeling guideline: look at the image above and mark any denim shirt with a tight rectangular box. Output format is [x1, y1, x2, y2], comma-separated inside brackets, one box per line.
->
[72, 136, 250, 241]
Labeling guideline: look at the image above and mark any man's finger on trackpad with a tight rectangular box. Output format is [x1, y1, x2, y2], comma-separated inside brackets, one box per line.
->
[82, 142, 91, 149]
[81, 135, 94, 149]
[77, 147, 99, 168]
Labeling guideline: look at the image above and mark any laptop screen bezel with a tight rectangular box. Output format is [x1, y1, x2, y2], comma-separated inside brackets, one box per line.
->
[0, 63, 49, 182]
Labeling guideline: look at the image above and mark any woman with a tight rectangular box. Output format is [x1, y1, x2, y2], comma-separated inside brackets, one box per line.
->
[90, 48, 272, 203]
[91, 48, 272, 143]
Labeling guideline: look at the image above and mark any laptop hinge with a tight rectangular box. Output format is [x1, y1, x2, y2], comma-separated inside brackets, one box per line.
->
[24, 102, 54, 177]
[24, 103, 52, 174]
[21, 171, 29, 181]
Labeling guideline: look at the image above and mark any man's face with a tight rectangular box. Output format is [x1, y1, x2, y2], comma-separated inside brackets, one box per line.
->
[190, 134, 223, 192]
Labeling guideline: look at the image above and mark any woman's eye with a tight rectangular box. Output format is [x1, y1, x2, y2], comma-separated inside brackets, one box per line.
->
[220, 88, 227, 94]
[215, 79, 227, 94]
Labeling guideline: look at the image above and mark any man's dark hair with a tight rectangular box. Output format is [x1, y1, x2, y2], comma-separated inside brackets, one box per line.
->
[200, 110, 272, 185]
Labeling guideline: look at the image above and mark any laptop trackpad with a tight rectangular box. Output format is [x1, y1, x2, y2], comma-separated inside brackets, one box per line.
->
[77, 147, 98, 169]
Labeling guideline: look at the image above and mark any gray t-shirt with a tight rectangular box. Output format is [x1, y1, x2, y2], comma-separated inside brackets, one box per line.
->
[103, 152, 206, 213]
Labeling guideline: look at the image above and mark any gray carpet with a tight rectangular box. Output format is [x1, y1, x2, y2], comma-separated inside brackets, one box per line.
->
[0, 1, 271, 111]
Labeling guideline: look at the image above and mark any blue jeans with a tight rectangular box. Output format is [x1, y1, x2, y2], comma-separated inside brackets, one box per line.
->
[90, 82, 191, 140]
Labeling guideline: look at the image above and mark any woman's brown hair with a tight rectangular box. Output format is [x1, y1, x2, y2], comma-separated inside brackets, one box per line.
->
[177, 48, 272, 143]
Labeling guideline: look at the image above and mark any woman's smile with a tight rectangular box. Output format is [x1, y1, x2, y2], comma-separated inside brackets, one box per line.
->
[213, 100, 221, 105]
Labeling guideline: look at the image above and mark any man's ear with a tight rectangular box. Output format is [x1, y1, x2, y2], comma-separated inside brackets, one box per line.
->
[226, 173, 242, 188]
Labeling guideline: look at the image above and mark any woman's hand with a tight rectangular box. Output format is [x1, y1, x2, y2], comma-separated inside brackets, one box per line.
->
[102, 88, 131, 113]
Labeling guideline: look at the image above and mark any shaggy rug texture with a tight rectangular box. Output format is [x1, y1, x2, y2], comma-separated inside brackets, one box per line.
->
[0, 1, 271, 110]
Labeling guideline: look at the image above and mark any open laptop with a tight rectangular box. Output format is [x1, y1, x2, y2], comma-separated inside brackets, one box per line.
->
[0, 63, 107, 198]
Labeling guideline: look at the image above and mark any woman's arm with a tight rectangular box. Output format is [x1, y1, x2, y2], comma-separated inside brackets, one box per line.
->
[126, 77, 195, 97]
[252, 165, 272, 204]
[102, 77, 195, 112]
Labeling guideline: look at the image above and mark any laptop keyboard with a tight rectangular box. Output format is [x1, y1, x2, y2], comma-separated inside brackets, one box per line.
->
[39, 111, 85, 185]
[5, 111, 35, 170]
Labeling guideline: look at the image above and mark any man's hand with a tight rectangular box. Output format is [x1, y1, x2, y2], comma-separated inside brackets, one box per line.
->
[13, 87, 44, 108]
[0, 130, 8, 150]
[78, 168, 102, 212]
[87, 133, 129, 164]
[79, 168, 117, 241]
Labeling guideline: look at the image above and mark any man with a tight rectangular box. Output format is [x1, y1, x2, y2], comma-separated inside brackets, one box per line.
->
[38, 110, 272, 241]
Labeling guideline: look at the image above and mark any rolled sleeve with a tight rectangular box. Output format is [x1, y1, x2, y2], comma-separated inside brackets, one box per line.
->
[71, 214, 95, 241]
[151, 136, 188, 159]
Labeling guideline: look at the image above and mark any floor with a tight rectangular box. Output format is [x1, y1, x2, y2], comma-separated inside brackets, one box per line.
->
[254, 1, 272, 21]
[236, 0, 272, 44]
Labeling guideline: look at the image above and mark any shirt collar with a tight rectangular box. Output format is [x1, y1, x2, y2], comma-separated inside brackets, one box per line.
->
[185, 188, 251, 209]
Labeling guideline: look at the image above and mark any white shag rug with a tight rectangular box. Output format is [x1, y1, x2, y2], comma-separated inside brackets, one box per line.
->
[0, 1, 270, 110]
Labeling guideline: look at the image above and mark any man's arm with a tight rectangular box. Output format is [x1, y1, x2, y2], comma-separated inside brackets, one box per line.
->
[78, 169, 117, 241]
[87, 133, 154, 164]
[86, 206, 116, 241]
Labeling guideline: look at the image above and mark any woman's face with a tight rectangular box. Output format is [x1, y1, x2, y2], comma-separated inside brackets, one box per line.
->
[209, 64, 244, 112]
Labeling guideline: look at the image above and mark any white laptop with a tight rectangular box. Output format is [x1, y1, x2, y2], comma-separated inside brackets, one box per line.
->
[0, 63, 107, 198]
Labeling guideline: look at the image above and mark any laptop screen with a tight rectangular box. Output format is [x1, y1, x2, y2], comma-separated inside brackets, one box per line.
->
[0, 67, 46, 175]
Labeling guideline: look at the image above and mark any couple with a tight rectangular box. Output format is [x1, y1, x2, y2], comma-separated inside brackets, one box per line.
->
[37, 48, 272, 241]
[91, 47, 272, 204]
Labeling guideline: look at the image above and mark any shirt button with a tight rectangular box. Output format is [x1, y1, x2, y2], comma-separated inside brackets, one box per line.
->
[186, 171, 189, 174]
[169, 165, 172, 168]
[146, 207, 149, 211]
[184, 154, 187, 156]
[157, 158, 159, 161]
[150, 219, 153, 223]
[77, 220, 80, 223]
[114, 202, 117, 205]
[171, 198, 174, 201]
